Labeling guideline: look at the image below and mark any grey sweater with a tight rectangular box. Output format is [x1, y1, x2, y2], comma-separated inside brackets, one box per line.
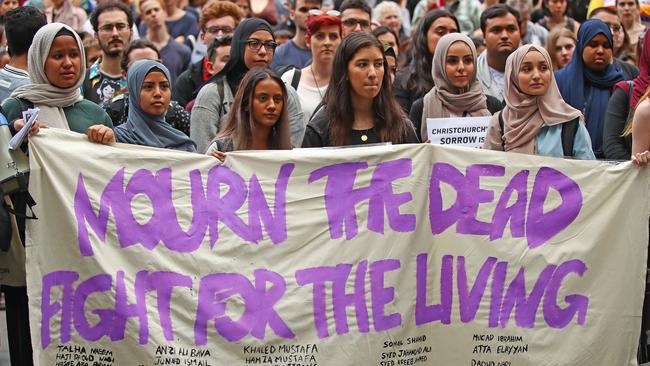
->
[190, 79, 305, 153]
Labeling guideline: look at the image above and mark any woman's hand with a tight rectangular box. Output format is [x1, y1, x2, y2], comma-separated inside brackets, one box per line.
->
[13, 118, 48, 137]
[632, 151, 650, 166]
[87, 125, 116, 145]
[210, 150, 226, 162]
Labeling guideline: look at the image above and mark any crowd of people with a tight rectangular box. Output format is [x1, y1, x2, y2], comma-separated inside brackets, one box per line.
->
[1, 0, 650, 364]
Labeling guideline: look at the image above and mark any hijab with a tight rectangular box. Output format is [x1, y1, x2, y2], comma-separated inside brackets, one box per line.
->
[421, 33, 490, 138]
[212, 18, 273, 93]
[11, 23, 85, 130]
[490, 44, 583, 154]
[114, 60, 197, 152]
[555, 19, 624, 153]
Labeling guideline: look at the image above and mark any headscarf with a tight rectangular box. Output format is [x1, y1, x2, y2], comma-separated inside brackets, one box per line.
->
[421, 33, 490, 138]
[555, 19, 624, 153]
[212, 18, 273, 93]
[614, 28, 650, 108]
[114, 60, 197, 152]
[491, 44, 583, 154]
[11, 23, 85, 130]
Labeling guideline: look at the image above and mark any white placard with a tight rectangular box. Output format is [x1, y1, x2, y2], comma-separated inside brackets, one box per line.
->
[426, 116, 491, 148]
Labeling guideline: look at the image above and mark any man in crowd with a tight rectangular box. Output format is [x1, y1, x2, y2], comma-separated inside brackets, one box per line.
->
[476, 4, 522, 102]
[507, 0, 547, 46]
[173, 0, 240, 107]
[139, 0, 191, 85]
[340, 0, 371, 38]
[0, 6, 46, 102]
[271, 0, 322, 70]
[83, 2, 134, 106]
[590, 6, 639, 80]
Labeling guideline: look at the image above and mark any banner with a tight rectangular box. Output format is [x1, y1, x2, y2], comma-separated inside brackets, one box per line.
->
[26, 129, 650, 366]
[426, 117, 490, 148]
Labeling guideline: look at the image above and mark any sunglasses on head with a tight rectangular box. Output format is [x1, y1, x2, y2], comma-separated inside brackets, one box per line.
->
[308, 9, 340, 16]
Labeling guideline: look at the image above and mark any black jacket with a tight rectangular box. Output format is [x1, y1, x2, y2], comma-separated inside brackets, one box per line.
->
[172, 59, 205, 108]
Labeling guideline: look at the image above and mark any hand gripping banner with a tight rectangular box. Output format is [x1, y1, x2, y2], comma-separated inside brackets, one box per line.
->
[26, 129, 650, 366]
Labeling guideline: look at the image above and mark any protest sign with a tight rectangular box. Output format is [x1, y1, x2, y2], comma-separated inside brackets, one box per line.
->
[26, 129, 650, 366]
[426, 117, 491, 148]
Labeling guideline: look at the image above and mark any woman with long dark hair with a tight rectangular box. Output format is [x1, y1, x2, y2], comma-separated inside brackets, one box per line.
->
[206, 67, 291, 160]
[302, 32, 418, 147]
[392, 9, 460, 114]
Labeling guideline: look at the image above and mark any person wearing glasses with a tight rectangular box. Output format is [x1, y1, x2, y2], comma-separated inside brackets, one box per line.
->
[173, 1, 241, 107]
[190, 18, 305, 152]
[589, 7, 639, 80]
[340, 0, 371, 38]
[271, 0, 322, 70]
[139, 0, 191, 85]
[82, 2, 134, 107]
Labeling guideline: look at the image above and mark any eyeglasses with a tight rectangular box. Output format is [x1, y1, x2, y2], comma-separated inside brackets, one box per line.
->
[297, 5, 319, 13]
[341, 17, 371, 29]
[98, 22, 129, 33]
[245, 39, 278, 52]
[308, 9, 340, 16]
[205, 25, 234, 35]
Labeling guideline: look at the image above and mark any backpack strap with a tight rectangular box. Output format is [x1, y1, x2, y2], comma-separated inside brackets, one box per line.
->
[561, 118, 579, 157]
[498, 111, 505, 150]
[216, 79, 225, 117]
[291, 68, 301, 90]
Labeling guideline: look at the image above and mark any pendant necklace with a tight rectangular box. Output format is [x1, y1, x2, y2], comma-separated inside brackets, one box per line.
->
[310, 66, 324, 99]
[359, 128, 372, 142]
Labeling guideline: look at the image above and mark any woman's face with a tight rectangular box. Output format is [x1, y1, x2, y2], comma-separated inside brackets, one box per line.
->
[44, 35, 82, 89]
[517, 50, 552, 96]
[243, 30, 275, 69]
[307, 24, 341, 63]
[582, 33, 613, 72]
[381, 11, 401, 36]
[139, 70, 171, 116]
[547, 0, 567, 18]
[235, 0, 251, 17]
[444, 41, 474, 89]
[427, 17, 458, 56]
[252, 78, 284, 128]
[377, 32, 399, 56]
[347, 45, 384, 101]
[554, 36, 575, 67]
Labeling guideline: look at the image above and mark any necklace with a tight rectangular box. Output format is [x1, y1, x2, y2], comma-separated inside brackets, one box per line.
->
[309, 66, 324, 99]
[358, 128, 372, 142]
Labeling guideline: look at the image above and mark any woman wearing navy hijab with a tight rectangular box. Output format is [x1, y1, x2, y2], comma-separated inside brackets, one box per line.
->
[555, 19, 624, 158]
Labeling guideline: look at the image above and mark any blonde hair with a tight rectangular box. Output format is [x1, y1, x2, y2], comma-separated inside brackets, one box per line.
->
[546, 27, 577, 71]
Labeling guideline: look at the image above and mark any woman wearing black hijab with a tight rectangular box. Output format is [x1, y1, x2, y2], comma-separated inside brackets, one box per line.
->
[189, 18, 305, 152]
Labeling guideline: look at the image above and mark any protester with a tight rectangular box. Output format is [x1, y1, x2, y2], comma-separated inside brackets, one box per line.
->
[83, 2, 134, 106]
[174, 0, 240, 107]
[477, 4, 522, 102]
[393, 10, 460, 114]
[409, 33, 498, 141]
[270, 0, 321, 70]
[0, 0, 18, 19]
[617, 0, 645, 56]
[546, 26, 575, 70]
[45, 0, 87, 33]
[112, 60, 196, 151]
[604, 29, 650, 160]
[189, 0, 239, 64]
[205, 34, 232, 74]
[138, 0, 200, 43]
[340, 0, 371, 38]
[484, 45, 595, 159]
[280, 13, 340, 124]
[302, 32, 418, 147]
[190, 18, 305, 152]
[372, 25, 400, 57]
[555, 19, 624, 158]
[384, 45, 397, 83]
[206, 67, 291, 160]
[590, 6, 639, 80]
[630, 89, 650, 165]
[372, 1, 404, 39]
[83, 36, 102, 65]
[139, 0, 191, 84]
[508, 0, 548, 46]
[233, 0, 252, 18]
[537, 0, 579, 34]
[0, 7, 47, 103]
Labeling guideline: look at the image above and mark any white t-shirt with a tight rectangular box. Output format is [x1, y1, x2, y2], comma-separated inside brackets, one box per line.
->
[281, 68, 328, 125]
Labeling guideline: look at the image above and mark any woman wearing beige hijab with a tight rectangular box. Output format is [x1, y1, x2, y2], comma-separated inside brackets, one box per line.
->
[408, 33, 501, 142]
[483, 44, 595, 160]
